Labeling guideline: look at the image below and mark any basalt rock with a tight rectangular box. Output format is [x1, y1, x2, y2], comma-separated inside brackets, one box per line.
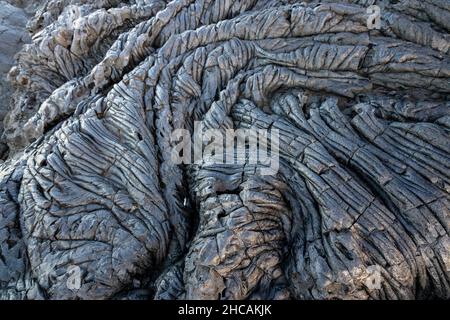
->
[0, 0, 449, 300]
[0, 1, 33, 158]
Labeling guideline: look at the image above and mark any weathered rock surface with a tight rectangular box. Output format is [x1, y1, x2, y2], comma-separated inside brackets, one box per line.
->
[0, 0, 449, 300]
[0, 0, 32, 158]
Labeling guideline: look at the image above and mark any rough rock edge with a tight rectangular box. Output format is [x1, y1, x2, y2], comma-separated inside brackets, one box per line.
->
[0, 0, 448, 300]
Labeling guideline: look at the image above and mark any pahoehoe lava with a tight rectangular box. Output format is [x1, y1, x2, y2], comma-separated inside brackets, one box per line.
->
[0, 0, 449, 300]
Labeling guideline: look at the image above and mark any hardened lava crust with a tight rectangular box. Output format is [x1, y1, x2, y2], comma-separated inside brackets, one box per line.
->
[0, 0, 449, 300]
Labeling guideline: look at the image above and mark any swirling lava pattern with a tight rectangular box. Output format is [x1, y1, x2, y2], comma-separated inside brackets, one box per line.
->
[0, 0, 449, 299]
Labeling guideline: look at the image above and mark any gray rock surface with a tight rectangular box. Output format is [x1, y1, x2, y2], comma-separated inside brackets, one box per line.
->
[0, 0, 449, 300]
[0, 0, 31, 158]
